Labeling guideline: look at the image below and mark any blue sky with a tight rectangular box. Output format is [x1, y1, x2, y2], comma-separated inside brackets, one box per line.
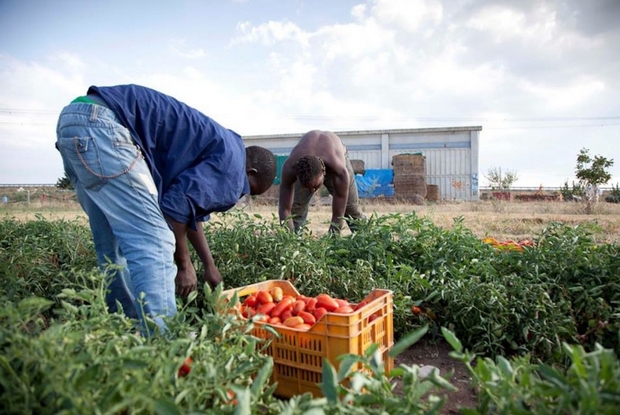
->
[1, 0, 619, 187]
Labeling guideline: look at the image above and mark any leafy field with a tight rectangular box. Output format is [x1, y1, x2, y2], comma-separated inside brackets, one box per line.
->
[2, 201, 620, 414]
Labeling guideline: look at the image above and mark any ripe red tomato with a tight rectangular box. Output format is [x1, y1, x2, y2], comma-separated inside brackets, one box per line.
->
[271, 297, 294, 318]
[226, 389, 238, 405]
[178, 356, 192, 377]
[292, 299, 306, 315]
[280, 310, 293, 321]
[256, 290, 273, 304]
[242, 306, 256, 319]
[353, 300, 368, 311]
[306, 298, 318, 312]
[256, 302, 276, 316]
[297, 295, 313, 304]
[267, 316, 281, 325]
[283, 316, 304, 327]
[316, 294, 339, 312]
[334, 305, 354, 314]
[243, 295, 258, 308]
[294, 323, 312, 331]
[297, 310, 316, 325]
[313, 307, 328, 321]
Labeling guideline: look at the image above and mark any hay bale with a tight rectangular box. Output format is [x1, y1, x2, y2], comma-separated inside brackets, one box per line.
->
[392, 154, 425, 174]
[426, 184, 439, 202]
[350, 159, 365, 175]
[393, 173, 427, 198]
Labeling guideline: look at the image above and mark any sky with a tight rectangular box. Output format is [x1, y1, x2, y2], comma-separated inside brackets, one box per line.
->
[1, 0, 619, 188]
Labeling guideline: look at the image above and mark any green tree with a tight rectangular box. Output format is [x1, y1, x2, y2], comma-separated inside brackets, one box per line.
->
[485, 167, 519, 191]
[559, 180, 585, 202]
[55, 172, 73, 190]
[575, 148, 614, 213]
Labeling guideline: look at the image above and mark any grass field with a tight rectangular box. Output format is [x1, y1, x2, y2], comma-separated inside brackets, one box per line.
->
[4, 197, 620, 243]
[3, 194, 620, 413]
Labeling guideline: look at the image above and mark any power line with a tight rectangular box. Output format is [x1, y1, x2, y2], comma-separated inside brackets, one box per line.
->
[1, 108, 619, 121]
[0, 109, 59, 115]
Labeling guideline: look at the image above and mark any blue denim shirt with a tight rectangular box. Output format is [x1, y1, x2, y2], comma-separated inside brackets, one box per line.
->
[88, 84, 250, 229]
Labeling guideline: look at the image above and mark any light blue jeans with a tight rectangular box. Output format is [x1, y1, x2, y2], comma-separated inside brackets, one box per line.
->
[55, 103, 177, 334]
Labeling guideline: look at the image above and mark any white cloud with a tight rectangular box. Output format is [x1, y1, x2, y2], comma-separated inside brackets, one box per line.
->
[168, 39, 206, 59]
[232, 20, 310, 46]
[520, 76, 606, 111]
[316, 19, 395, 61]
[466, 3, 600, 51]
[370, 0, 443, 32]
[351, 4, 366, 21]
[466, 6, 531, 43]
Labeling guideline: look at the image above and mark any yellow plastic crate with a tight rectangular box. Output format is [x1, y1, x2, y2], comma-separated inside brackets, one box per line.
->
[222, 280, 394, 398]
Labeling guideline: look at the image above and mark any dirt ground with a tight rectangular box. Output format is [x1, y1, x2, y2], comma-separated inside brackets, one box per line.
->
[394, 339, 478, 414]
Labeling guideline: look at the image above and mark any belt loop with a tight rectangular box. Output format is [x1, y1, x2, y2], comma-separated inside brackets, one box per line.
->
[89, 104, 99, 122]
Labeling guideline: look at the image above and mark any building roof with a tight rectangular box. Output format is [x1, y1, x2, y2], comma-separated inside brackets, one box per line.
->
[243, 125, 483, 141]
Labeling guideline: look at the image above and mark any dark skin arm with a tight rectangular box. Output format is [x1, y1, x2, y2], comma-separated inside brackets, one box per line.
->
[166, 216, 222, 298]
[328, 165, 350, 234]
[278, 160, 297, 231]
[279, 130, 351, 233]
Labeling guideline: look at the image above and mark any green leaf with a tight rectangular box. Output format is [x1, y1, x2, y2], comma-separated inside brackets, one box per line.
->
[538, 364, 568, 390]
[17, 296, 54, 313]
[121, 358, 149, 370]
[424, 290, 440, 302]
[369, 348, 384, 374]
[429, 369, 457, 391]
[337, 355, 359, 381]
[363, 343, 379, 358]
[350, 372, 369, 393]
[186, 290, 197, 303]
[320, 360, 339, 404]
[497, 356, 514, 377]
[233, 387, 251, 415]
[302, 408, 326, 415]
[441, 327, 463, 353]
[389, 325, 428, 358]
[251, 357, 273, 394]
[153, 397, 182, 415]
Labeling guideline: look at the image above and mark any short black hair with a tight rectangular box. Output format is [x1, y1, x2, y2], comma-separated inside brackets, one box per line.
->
[294, 155, 324, 186]
[246, 146, 276, 195]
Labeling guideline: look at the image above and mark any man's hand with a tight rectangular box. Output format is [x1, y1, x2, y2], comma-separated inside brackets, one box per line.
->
[176, 264, 198, 298]
[329, 215, 345, 235]
[203, 262, 223, 290]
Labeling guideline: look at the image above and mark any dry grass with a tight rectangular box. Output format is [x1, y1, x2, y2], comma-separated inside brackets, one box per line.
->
[248, 199, 620, 244]
[3, 199, 619, 244]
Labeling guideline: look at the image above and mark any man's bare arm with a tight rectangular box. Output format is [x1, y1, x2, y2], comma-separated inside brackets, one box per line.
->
[278, 165, 296, 231]
[329, 167, 350, 233]
[186, 222, 222, 289]
[165, 216, 197, 298]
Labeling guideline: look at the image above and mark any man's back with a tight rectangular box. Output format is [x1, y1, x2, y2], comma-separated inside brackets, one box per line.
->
[287, 130, 346, 172]
[90, 84, 250, 224]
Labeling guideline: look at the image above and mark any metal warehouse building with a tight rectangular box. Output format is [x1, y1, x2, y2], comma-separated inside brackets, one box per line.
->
[243, 126, 482, 201]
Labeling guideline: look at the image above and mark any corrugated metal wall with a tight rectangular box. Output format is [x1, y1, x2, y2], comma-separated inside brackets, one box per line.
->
[424, 148, 472, 201]
[244, 127, 481, 201]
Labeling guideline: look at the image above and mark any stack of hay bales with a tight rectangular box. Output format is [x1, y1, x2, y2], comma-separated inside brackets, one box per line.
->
[392, 153, 427, 202]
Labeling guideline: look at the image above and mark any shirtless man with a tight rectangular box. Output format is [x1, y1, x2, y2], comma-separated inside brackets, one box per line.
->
[278, 130, 366, 234]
